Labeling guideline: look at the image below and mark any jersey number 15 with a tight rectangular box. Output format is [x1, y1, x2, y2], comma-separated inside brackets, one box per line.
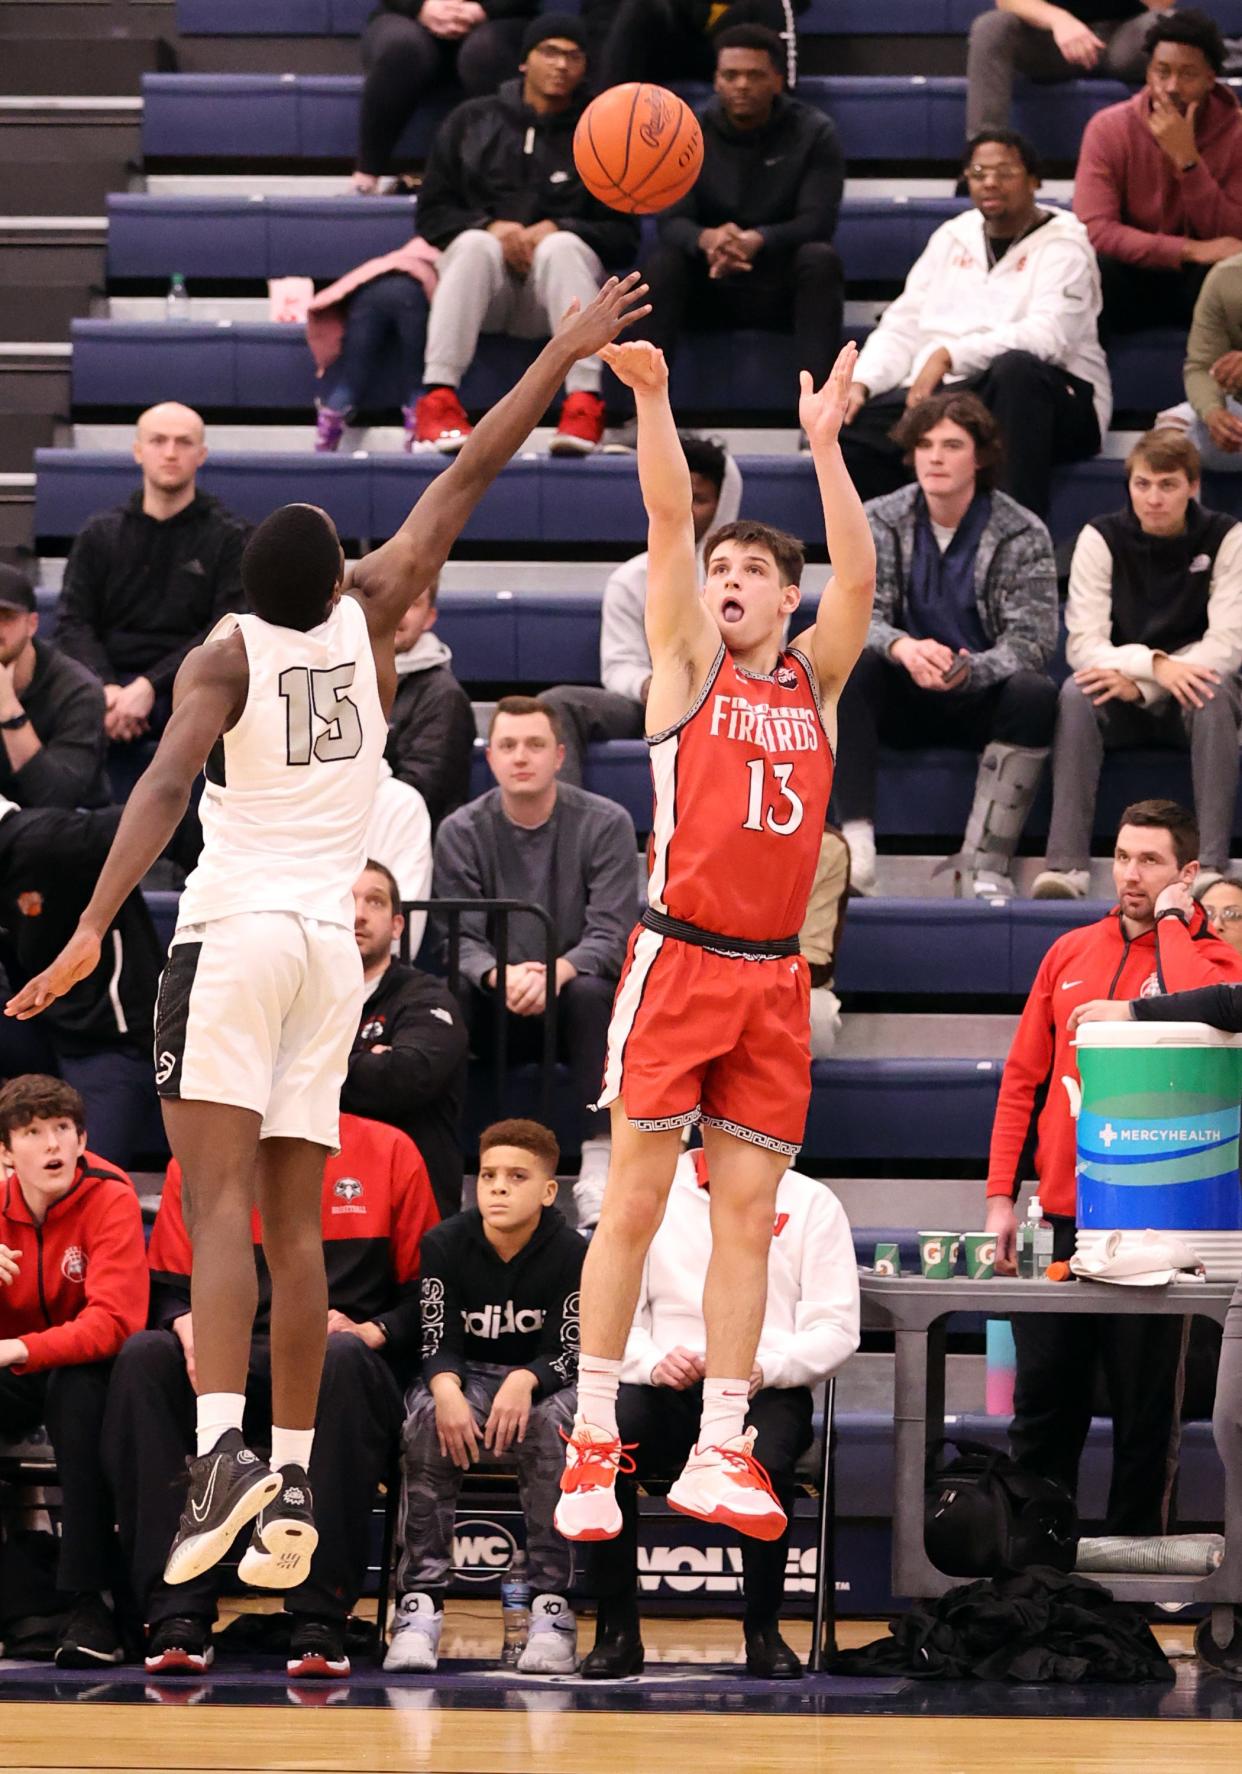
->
[279, 663, 364, 765]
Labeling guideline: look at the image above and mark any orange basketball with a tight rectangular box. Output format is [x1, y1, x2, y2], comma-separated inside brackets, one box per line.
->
[573, 83, 703, 216]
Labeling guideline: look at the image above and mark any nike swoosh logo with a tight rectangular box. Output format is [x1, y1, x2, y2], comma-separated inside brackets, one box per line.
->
[190, 1457, 221, 1524]
[1061, 980, 1084, 991]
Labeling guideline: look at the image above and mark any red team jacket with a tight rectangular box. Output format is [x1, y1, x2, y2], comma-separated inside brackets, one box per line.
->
[987, 905, 1242, 1218]
[0, 1154, 148, 1374]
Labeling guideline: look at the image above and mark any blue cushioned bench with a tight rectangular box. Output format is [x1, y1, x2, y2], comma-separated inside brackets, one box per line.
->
[834, 898, 1107, 997]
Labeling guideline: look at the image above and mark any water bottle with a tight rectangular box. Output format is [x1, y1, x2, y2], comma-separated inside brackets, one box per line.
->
[499, 1552, 531, 1666]
[1017, 1195, 1040, 1279]
[1032, 1196, 1054, 1279]
[166, 273, 191, 322]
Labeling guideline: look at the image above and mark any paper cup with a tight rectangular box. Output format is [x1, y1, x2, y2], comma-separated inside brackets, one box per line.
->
[874, 1241, 901, 1277]
[965, 1233, 997, 1280]
[918, 1232, 956, 1280]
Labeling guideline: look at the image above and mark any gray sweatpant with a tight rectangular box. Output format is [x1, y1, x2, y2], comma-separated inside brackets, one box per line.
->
[423, 228, 606, 394]
[396, 1363, 577, 1597]
[966, 9, 1155, 135]
[538, 684, 646, 786]
[1045, 674, 1242, 875]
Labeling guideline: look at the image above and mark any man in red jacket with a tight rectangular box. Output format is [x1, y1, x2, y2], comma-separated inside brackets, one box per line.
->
[985, 798, 1242, 1532]
[1074, 10, 1242, 336]
[0, 1073, 147, 1669]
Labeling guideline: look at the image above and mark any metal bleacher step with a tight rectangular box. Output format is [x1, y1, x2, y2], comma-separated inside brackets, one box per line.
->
[868, 854, 1119, 901]
[833, 1012, 1015, 1063]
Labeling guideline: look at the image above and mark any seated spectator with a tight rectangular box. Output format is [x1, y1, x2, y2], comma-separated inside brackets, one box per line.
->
[367, 764, 433, 957]
[1074, 10, 1242, 337]
[1197, 871, 1242, 954]
[0, 1076, 147, 1670]
[620, 26, 844, 432]
[581, 1147, 858, 1681]
[541, 437, 742, 776]
[1161, 247, 1242, 468]
[835, 393, 1059, 901]
[343, 861, 469, 1219]
[841, 130, 1110, 518]
[1034, 430, 1242, 897]
[0, 568, 106, 812]
[967, 1, 1159, 137]
[584, 0, 806, 87]
[101, 1114, 437, 1680]
[383, 1118, 583, 1675]
[403, 17, 640, 456]
[385, 580, 476, 831]
[54, 404, 247, 748]
[352, 0, 535, 193]
[434, 698, 636, 1227]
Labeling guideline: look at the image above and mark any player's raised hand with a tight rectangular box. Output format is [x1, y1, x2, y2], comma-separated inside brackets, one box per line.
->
[4, 926, 102, 1021]
[800, 340, 860, 451]
[598, 339, 668, 393]
[554, 272, 651, 362]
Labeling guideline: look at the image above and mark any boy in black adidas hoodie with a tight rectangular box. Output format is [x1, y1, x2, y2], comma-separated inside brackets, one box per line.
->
[385, 1118, 583, 1678]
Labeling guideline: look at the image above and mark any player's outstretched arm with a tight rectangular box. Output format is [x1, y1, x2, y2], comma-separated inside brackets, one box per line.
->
[4, 640, 247, 1021]
[350, 274, 651, 639]
[796, 342, 877, 701]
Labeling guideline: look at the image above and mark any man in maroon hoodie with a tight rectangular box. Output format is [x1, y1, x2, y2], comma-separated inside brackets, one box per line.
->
[1074, 9, 1242, 334]
[0, 1074, 147, 1669]
[984, 800, 1242, 1533]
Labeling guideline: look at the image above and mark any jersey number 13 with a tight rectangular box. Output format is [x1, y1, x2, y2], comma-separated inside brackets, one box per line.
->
[279, 663, 364, 765]
[742, 757, 804, 835]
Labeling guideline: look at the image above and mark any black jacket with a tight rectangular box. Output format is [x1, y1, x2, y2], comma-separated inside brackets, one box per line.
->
[659, 93, 844, 258]
[55, 491, 249, 696]
[0, 641, 108, 811]
[419, 1205, 584, 1397]
[416, 80, 641, 267]
[385, 666, 476, 832]
[340, 962, 468, 1220]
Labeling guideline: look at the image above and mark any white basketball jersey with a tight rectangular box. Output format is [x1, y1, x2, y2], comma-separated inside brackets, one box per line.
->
[177, 595, 386, 931]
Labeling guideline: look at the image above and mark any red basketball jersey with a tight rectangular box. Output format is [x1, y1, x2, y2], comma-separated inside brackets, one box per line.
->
[646, 643, 833, 942]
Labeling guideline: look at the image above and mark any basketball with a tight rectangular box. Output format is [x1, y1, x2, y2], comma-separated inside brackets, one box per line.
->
[573, 82, 703, 216]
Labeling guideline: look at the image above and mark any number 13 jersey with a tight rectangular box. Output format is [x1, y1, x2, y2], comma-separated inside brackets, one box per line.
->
[646, 643, 833, 943]
[177, 595, 386, 933]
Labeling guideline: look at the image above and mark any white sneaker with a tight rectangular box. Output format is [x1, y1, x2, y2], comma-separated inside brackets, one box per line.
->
[808, 984, 842, 1058]
[554, 1421, 634, 1542]
[842, 820, 877, 896]
[574, 1139, 611, 1232]
[968, 869, 1014, 902]
[1031, 868, 1090, 900]
[667, 1428, 787, 1543]
[516, 1594, 579, 1673]
[383, 1593, 443, 1672]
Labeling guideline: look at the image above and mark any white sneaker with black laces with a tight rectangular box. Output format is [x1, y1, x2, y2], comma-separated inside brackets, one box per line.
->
[383, 1592, 443, 1671]
[164, 1429, 282, 1587]
[516, 1594, 579, 1673]
[237, 1464, 319, 1590]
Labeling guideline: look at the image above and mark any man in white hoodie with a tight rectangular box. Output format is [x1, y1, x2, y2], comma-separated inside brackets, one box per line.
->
[385, 579, 477, 833]
[578, 1147, 858, 1681]
[840, 130, 1111, 518]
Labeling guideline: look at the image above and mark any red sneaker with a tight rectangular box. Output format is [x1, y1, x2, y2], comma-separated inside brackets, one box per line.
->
[666, 1430, 788, 1542]
[549, 390, 605, 456]
[413, 388, 472, 454]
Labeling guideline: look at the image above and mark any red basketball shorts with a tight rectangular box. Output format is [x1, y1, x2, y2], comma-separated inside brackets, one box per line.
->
[596, 924, 812, 1156]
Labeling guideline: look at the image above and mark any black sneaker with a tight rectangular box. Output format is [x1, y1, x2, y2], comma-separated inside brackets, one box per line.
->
[1196, 1610, 1242, 1678]
[55, 1593, 124, 1669]
[237, 1464, 319, 1591]
[286, 1615, 350, 1680]
[144, 1614, 215, 1675]
[164, 1428, 282, 1587]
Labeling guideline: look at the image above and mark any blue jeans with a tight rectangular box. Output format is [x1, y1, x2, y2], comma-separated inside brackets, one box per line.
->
[320, 271, 426, 415]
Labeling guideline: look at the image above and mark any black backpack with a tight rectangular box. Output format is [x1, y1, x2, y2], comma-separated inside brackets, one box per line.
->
[924, 1436, 1079, 1579]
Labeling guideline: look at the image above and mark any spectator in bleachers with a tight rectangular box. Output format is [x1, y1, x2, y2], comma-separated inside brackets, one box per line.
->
[841, 131, 1109, 519]
[986, 799, 1242, 1534]
[0, 1075, 147, 1670]
[102, 1113, 437, 1680]
[835, 392, 1059, 901]
[353, 0, 536, 193]
[343, 860, 468, 1219]
[433, 697, 636, 1228]
[1162, 246, 1242, 466]
[408, 16, 641, 456]
[583, 0, 806, 87]
[384, 1118, 583, 1675]
[54, 404, 247, 748]
[1033, 430, 1242, 897]
[0, 568, 106, 813]
[386, 580, 476, 831]
[1074, 9, 1242, 336]
[618, 25, 844, 433]
[366, 764, 433, 958]
[967, 1, 1163, 137]
[1197, 872, 1242, 954]
[580, 1146, 857, 1680]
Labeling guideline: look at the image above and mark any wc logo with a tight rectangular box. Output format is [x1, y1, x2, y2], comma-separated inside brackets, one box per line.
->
[452, 1518, 519, 1582]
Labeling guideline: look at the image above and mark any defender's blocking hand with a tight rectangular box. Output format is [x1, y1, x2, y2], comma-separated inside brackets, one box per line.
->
[554, 273, 651, 363]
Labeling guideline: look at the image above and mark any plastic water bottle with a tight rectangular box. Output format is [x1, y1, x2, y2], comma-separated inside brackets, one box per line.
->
[166, 273, 191, 322]
[1017, 1196, 1040, 1279]
[1032, 1196, 1054, 1278]
[499, 1553, 531, 1666]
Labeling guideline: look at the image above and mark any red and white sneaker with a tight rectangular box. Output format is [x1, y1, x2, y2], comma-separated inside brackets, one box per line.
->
[667, 1429, 788, 1542]
[413, 388, 473, 453]
[549, 390, 605, 456]
[554, 1422, 635, 1542]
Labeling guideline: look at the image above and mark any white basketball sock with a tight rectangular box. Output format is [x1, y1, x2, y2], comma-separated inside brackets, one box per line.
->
[575, 1356, 622, 1437]
[196, 1392, 245, 1457]
[270, 1427, 315, 1473]
[697, 1378, 750, 1449]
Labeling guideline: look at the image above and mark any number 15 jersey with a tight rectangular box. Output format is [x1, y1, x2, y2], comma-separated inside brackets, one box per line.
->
[646, 643, 833, 944]
[177, 595, 386, 934]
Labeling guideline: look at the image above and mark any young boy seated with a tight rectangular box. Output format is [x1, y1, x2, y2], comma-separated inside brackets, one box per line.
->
[384, 1118, 584, 1675]
[0, 1074, 147, 1668]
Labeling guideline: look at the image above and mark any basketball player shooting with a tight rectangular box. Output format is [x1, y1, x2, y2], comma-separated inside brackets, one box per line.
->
[555, 337, 875, 1545]
[5, 273, 649, 1593]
